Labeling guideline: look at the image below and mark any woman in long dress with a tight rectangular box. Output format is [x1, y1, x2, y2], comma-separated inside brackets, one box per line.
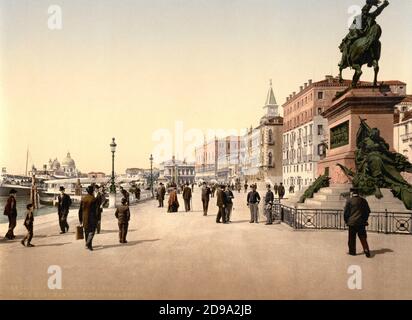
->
[168, 188, 179, 213]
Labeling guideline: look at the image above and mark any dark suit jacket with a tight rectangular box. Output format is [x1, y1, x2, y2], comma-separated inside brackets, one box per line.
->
[216, 189, 227, 207]
[344, 196, 371, 227]
[78, 194, 97, 230]
[115, 205, 130, 223]
[183, 187, 192, 200]
[201, 186, 211, 201]
[58, 194, 72, 215]
[4, 196, 17, 216]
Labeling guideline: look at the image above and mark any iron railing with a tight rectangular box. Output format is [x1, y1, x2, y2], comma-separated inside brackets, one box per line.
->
[272, 204, 412, 235]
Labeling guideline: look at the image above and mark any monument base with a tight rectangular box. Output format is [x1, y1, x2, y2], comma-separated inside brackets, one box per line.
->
[318, 85, 405, 184]
[293, 185, 410, 213]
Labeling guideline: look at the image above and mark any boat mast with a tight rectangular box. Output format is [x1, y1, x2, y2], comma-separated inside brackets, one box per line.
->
[25, 147, 29, 177]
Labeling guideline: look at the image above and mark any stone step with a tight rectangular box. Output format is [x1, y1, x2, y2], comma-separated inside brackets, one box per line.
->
[319, 187, 350, 195]
[312, 194, 343, 201]
[304, 199, 345, 207]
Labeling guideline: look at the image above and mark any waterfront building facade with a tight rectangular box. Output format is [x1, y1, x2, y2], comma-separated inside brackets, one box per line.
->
[282, 76, 407, 191]
[393, 95, 412, 183]
[159, 157, 195, 185]
[242, 82, 283, 184]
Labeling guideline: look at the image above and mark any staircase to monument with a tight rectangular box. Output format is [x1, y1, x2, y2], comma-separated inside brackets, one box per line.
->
[295, 185, 411, 213]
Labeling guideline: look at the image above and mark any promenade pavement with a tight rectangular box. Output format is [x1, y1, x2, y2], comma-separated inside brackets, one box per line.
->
[1, 188, 412, 300]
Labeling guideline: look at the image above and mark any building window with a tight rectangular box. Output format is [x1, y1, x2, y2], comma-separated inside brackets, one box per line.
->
[318, 92, 324, 100]
[317, 107, 322, 115]
[268, 129, 273, 144]
[268, 152, 273, 167]
[318, 125, 323, 135]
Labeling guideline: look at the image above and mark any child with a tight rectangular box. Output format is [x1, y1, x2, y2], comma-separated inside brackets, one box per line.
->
[21, 203, 35, 247]
[115, 198, 130, 244]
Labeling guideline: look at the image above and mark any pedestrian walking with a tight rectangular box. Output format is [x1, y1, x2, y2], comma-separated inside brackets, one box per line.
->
[135, 185, 141, 201]
[344, 188, 371, 258]
[57, 186, 72, 234]
[225, 185, 234, 223]
[168, 187, 180, 213]
[247, 184, 261, 224]
[157, 183, 166, 207]
[4, 189, 17, 240]
[21, 203, 35, 247]
[278, 183, 286, 200]
[264, 185, 275, 225]
[244, 183, 248, 193]
[273, 183, 279, 196]
[94, 185, 104, 234]
[216, 185, 228, 224]
[120, 187, 130, 205]
[201, 182, 211, 216]
[115, 198, 130, 244]
[183, 183, 192, 212]
[78, 185, 98, 251]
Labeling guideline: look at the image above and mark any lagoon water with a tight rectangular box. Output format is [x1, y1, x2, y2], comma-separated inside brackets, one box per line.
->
[0, 196, 56, 224]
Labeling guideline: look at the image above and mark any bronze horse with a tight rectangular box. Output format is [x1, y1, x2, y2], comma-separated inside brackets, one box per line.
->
[338, 0, 389, 87]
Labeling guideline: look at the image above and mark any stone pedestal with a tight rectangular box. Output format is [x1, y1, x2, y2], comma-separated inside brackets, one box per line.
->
[318, 85, 405, 184]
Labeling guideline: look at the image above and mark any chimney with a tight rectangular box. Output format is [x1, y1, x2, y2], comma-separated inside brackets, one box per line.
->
[286, 97, 289, 102]
[308, 79, 312, 85]
[325, 75, 333, 82]
[300, 86, 303, 92]
[304, 83, 308, 89]
[293, 92, 296, 97]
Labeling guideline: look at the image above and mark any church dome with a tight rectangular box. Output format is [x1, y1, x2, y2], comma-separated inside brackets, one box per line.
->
[51, 158, 61, 170]
[62, 152, 75, 168]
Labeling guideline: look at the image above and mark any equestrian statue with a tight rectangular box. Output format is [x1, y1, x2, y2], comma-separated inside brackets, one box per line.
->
[338, 0, 390, 87]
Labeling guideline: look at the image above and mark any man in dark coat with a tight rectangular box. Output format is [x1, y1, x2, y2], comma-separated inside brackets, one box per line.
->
[278, 183, 286, 199]
[247, 184, 261, 223]
[216, 185, 228, 223]
[344, 188, 371, 258]
[264, 185, 275, 225]
[273, 183, 279, 196]
[94, 185, 104, 234]
[157, 183, 166, 208]
[4, 189, 17, 240]
[201, 182, 211, 216]
[224, 185, 234, 223]
[120, 187, 130, 205]
[57, 186, 72, 234]
[183, 183, 192, 212]
[135, 185, 141, 201]
[115, 198, 131, 244]
[78, 186, 98, 251]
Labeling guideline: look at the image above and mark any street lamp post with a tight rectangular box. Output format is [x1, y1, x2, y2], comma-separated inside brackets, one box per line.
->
[150, 154, 154, 198]
[109, 137, 117, 208]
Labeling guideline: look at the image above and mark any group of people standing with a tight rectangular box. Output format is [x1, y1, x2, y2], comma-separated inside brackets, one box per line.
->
[2, 184, 132, 251]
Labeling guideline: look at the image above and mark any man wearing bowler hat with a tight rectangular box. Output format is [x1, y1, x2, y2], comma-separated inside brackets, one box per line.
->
[344, 188, 371, 258]
[78, 185, 98, 251]
[4, 189, 18, 240]
[57, 186, 72, 234]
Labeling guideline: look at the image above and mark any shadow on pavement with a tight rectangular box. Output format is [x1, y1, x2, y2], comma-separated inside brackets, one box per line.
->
[98, 229, 138, 234]
[230, 220, 251, 224]
[31, 242, 72, 248]
[370, 248, 394, 257]
[93, 239, 160, 251]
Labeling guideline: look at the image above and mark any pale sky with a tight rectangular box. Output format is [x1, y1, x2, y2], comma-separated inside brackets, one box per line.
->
[1, 0, 411, 174]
